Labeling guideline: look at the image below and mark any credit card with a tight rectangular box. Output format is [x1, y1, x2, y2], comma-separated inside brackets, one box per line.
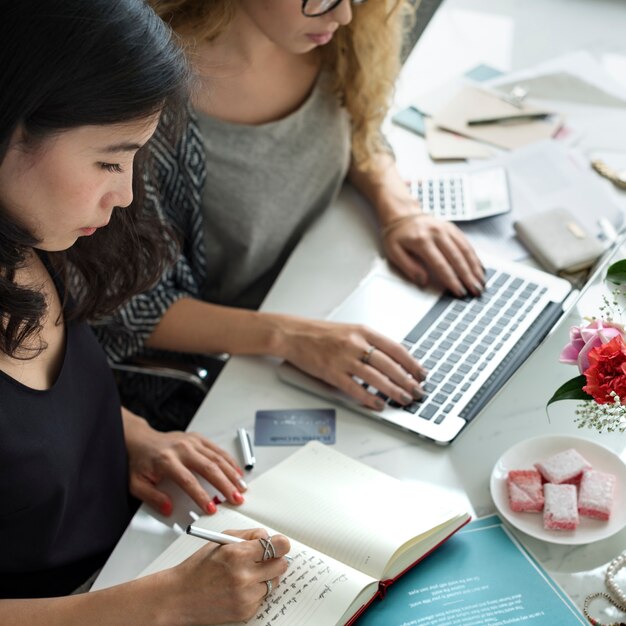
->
[254, 408, 336, 446]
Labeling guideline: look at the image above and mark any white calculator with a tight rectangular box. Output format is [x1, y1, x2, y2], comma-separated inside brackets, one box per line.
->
[409, 166, 511, 221]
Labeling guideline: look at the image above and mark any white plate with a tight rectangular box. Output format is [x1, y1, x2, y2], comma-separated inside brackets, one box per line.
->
[490, 435, 626, 545]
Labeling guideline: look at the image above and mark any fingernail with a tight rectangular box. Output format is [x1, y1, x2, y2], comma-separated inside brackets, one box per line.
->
[212, 495, 224, 505]
[205, 501, 217, 515]
[238, 478, 248, 490]
[160, 501, 173, 516]
[475, 281, 484, 293]
[374, 398, 385, 411]
[401, 393, 412, 404]
[237, 466, 244, 476]
[413, 386, 424, 399]
[232, 491, 244, 504]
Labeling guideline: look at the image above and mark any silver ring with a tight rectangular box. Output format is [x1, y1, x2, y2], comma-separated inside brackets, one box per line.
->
[360, 345, 376, 365]
[264, 579, 273, 598]
[259, 536, 276, 560]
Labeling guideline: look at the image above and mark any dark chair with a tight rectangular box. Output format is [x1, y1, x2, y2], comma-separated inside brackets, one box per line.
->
[108, 352, 229, 395]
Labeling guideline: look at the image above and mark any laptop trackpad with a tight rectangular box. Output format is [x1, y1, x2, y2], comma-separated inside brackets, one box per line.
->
[327, 272, 439, 343]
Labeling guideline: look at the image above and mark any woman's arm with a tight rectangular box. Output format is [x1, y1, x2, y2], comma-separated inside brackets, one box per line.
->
[0, 571, 178, 626]
[145, 298, 284, 357]
[146, 300, 427, 410]
[348, 151, 485, 298]
[0, 530, 290, 626]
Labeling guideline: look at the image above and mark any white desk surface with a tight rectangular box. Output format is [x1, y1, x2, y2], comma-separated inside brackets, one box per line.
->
[94, 0, 626, 617]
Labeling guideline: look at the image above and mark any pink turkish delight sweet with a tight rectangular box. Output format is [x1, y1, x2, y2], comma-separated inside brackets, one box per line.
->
[543, 484, 579, 530]
[534, 448, 592, 484]
[507, 470, 545, 512]
[578, 470, 616, 521]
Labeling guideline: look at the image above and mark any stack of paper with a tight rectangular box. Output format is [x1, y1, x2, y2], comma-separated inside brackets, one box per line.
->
[416, 51, 626, 161]
[429, 85, 562, 155]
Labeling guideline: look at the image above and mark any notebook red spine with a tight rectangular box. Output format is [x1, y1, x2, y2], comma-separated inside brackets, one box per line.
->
[343, 516, 471, 626]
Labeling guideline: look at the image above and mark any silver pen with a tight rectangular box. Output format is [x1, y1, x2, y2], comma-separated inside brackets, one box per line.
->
[186, 525, 292, 561]
[186, 525, 246, 544]
[237, 427, 255, 470]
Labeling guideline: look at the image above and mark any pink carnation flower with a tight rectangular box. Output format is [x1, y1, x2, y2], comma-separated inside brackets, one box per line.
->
[560, 320, 626, 374]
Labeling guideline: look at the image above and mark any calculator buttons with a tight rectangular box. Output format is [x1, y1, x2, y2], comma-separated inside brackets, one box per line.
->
[409, 167, 510, 222]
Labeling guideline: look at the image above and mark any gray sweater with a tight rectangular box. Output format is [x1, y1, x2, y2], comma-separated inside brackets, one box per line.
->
[197, 74, 351, 308]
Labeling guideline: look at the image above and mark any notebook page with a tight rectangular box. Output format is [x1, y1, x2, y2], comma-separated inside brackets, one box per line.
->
[236, 442, 464, 580]
[140, 507, 375, 626]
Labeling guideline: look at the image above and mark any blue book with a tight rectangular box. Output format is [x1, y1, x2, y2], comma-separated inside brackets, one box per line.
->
[355, 515, 585, 625]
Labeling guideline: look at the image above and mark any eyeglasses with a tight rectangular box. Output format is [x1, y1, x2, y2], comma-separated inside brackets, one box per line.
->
[302, 0, 367, 18]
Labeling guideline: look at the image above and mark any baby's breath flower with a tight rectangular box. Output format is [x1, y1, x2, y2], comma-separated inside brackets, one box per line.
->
[575, 392, 626, 433]
[598, 287, 626, 322]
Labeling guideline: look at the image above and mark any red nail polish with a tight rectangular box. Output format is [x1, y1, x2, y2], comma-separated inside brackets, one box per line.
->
[232, 491, 244, 504]
[205, 501, 217, 515]
[212, 495, 223, 506]
[160, 501, 173, 516]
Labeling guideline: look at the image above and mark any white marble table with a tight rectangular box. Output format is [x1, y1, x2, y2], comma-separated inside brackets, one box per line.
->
[95, 0, 626, 620]
[95, 185, 626, 614]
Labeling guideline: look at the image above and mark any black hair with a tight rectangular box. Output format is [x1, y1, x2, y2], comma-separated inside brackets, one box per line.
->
[0, 0, 189, 358]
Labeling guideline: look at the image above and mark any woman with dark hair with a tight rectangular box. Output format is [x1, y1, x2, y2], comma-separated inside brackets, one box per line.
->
[0, 1, 289, 620]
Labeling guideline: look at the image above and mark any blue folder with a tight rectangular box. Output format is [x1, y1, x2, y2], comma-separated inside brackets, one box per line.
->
[356, 515, 585, 625]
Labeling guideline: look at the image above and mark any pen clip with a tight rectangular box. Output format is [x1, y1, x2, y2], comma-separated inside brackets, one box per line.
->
[237, 427, 255, 470]
[244, 429, 253, 452]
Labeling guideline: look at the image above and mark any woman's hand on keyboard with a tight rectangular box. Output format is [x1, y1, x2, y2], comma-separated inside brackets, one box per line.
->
[278, 318, 427, 410]
[382, 213, 485, 298]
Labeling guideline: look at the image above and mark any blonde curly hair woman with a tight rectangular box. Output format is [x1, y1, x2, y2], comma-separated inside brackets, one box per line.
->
[155, 0, 410, 166]
[95, 0, 485, 432]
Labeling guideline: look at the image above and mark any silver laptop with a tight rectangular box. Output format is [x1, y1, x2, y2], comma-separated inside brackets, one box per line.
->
[277, 254, 573, 444]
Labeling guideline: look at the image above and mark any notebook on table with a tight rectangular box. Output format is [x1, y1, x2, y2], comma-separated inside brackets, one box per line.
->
[140, 442, 470, 626]
[278, 254, 573, 445]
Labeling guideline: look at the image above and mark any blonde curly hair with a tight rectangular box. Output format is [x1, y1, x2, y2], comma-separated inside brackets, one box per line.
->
[149, 0, 415, 167]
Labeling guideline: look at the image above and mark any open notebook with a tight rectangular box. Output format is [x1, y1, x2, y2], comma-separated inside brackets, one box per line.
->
[140, 442, 470, 626]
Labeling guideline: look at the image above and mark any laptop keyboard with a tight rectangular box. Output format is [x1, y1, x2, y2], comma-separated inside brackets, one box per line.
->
[368, 268, 547, 424]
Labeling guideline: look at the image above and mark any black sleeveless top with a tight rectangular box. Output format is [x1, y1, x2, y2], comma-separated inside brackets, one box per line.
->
[0, 267, 134, 598]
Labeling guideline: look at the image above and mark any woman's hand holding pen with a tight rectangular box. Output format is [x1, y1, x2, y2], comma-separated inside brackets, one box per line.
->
[122, 409, 247, 516]
[382, 210, 485, 298]
[168, 529, 291, 625]
[276, 317, 427, 411]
